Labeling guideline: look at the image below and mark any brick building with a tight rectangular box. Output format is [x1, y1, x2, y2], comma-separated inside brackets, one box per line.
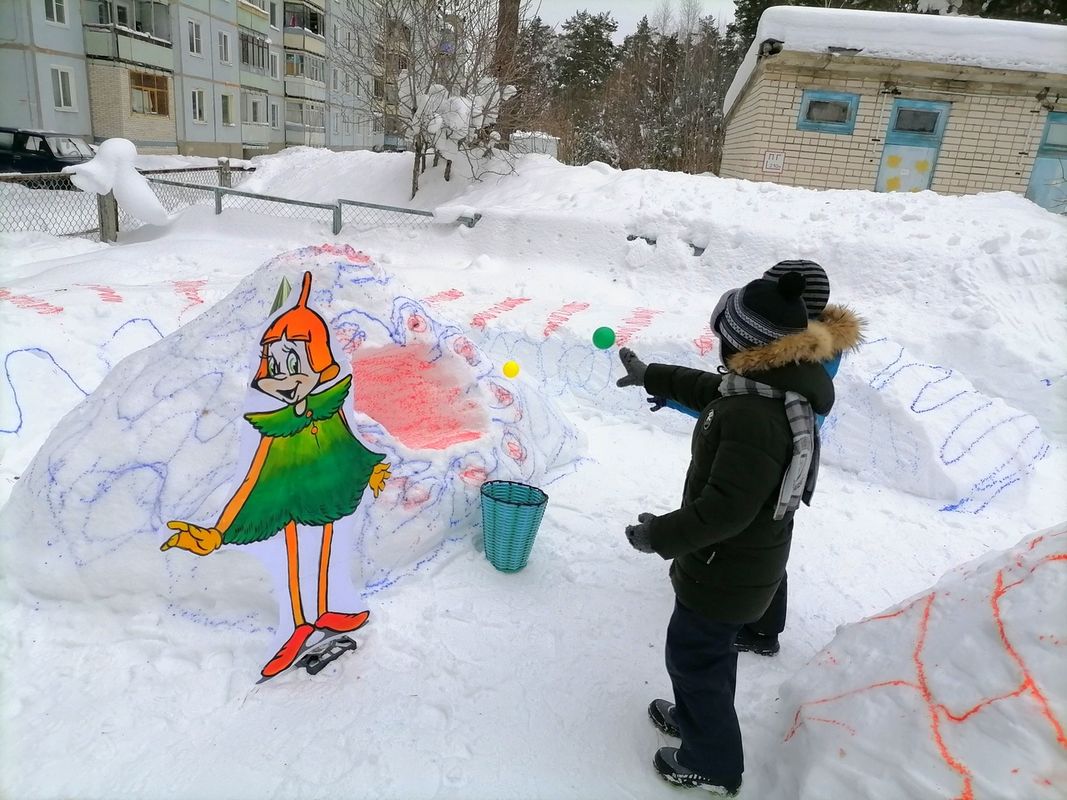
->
[719, 8, 1067, 214]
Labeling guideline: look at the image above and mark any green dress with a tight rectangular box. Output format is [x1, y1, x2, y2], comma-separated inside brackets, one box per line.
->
[222, 375, 385, 545]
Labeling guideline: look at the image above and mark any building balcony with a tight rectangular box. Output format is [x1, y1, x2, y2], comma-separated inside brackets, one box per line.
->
[242, 122, 270, 147]
[283, 28, 326, 56]
[284, 75, 326, 102]
[84, 24, 173, 71]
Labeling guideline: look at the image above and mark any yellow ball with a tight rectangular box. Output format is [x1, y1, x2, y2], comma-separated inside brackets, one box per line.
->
[502, 360, 520, 379]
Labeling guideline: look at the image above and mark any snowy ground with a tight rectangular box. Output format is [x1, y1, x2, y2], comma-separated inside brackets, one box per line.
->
[1, 150, 1065, 799]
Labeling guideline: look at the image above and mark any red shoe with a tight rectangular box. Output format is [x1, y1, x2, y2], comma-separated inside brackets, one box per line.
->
[261, 623, 315, 678]
[315, 610, 370, 633]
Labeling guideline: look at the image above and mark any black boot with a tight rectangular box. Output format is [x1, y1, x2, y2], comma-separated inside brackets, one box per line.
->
[653, 747, 741, 795]
[648, 699, 680, 737]
[733, 627, 779, 656]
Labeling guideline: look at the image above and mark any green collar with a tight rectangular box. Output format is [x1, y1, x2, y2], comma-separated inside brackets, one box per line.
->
[244, 374, 352, 438]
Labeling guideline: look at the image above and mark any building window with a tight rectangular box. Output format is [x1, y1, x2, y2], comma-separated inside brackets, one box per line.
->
[333, 113, 340, 134]
[131, 71, 169, 115]
[893, 108, 940, 135]
[50, 67, 75, 110]
[1039, 112, 1067, 154]
[285, 52, 324, 82]
[270, 102, 280, 128]
[191, 88, 206, 122]
[283, 2, 323, 35]
[332, 68, 339, 91]
[269, 0, 279, 27]
[45, 0, 66, 24]
[796, 90, 858, 135]
[221, 94, 234, 125]
[248, 94, 265, 123]
[218, 31, 231, 63]
[269, 51, 279, 79]
[188, 20, 202, 55]
[239, 30, 268, 71]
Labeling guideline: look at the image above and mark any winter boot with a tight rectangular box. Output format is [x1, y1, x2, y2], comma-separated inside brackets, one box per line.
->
[733, 627, 780, 656]
[648, 699, 680, 737]
[261, 623, 315, 678]
[653, 747, 741, 796]
[315, 610, 370, 633]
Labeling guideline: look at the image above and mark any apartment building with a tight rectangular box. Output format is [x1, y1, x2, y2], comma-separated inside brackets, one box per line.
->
[0, 0, 381, 157]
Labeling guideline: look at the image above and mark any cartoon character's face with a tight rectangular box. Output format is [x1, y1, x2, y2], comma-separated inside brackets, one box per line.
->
[254, 336, 322, 405]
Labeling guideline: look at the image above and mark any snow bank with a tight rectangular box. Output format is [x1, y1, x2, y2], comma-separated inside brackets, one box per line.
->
[724, 7, 1067, 115]
[770, 521, 1067, 800]
[0, 244, 580, 623]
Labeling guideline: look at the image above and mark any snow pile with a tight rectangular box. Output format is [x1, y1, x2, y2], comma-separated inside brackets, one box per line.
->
[0, 243, 580, 619]
[724, 7, 1067, 115]
[63, 138, 169, 225]
[771, 522, 1067, 800]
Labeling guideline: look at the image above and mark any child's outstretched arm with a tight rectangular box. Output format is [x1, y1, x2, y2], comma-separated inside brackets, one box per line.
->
[643, 363, 724, 413]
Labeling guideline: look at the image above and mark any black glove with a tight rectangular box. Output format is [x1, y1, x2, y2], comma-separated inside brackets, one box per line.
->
[616, 348, 648, 388]
[647, 395, 667, 412]
[625, 512, 657, 554]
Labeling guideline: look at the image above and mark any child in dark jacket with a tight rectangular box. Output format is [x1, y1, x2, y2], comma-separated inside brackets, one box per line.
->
[616, 271, 835, 795]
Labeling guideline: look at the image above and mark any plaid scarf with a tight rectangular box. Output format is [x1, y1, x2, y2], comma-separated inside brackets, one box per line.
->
[718, 373, 820, 520]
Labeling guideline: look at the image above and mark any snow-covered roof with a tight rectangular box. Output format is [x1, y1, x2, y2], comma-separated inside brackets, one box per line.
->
[724, 8, 1067, 117]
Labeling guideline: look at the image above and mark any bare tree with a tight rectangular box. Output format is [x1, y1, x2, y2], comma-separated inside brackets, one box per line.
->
[330, 0, 533, 198]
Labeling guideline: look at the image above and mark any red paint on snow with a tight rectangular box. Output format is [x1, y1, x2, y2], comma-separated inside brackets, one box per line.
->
[79, 284, 124, 303]
[424, 289, 465, 305]
[693, 325, 717, 356]
[614, 308, 663, 347]
[0, 289, 63, 315]
[470, 297, 530, 330]
[352, 343, 486, 451]
[172, 279, 208, 319]
[542, 301, 591, 338]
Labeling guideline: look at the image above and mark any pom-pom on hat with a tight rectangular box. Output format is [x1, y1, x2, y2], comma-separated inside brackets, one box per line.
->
[712, 272, 810, 358]
[763, 259, 830, 318]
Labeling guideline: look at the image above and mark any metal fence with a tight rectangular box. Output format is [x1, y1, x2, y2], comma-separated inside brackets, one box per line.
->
[0, 172, 103, 239]
[0, 165, 475, 241]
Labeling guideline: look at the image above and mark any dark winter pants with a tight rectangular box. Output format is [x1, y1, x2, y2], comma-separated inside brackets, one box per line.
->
[665, 599, 744, 784]
[745, 572, 788, 637]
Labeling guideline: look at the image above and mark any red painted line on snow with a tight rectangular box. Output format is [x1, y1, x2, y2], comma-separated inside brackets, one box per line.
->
[614, 308, 663, 347]
[470, 297, 530, 330]
[542, 301, 591, 338]
[173, 279, 208, 320]
[423, 289, 465, 305]
[0, 288, 63, 315]
[79, 284, 124, 303]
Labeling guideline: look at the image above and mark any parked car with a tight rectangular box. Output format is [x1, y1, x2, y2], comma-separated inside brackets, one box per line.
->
[0, 127, 94, 173]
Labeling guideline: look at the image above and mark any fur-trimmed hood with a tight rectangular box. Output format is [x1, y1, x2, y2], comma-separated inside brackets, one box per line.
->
[726, 304, 864, 375]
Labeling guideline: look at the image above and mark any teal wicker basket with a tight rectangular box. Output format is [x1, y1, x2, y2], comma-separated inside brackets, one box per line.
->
[480, 480, 549, 572]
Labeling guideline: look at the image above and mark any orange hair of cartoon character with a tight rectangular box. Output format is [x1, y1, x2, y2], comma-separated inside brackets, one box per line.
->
[255, 271, 340, 383]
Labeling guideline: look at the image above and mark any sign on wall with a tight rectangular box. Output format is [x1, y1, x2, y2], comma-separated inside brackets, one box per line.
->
[763, 151, 786, 173]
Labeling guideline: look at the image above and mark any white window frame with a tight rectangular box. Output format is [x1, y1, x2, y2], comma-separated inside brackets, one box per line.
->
[332, 113, 339, 134]
[187, 20, 202, 55]
[270, 101, 280, 129]
[250, 95, 265, 124]
[45, 0, 67, 25]
[332, 68, 339, 91]
[269, 0, 279, 28]
[218, 31, 231, 63]
[220, 93, 235, 126]
[50, 66, 76, 111]
[269, 51, 279, 79]
[191, 88, 206, 123]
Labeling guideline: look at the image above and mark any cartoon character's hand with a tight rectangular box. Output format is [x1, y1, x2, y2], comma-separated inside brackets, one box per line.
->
[369, 462, 392, 498]
[161, 521, 222, 555]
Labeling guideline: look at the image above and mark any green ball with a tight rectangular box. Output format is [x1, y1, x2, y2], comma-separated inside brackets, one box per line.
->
[592, 326, 616, 349]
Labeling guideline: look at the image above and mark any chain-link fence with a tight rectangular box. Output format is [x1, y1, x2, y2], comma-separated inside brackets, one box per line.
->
[119, 178, 218, 233]
[0, 173, 101, 239]
[217, 188, 341, 231]
[339, 199, 436, 233]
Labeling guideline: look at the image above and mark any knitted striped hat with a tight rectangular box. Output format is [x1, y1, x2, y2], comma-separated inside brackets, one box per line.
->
[763, 260, 830, 318]
[712, 272, 809, 356]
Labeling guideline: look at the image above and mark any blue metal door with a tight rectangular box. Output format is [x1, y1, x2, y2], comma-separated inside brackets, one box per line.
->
[1026, 112, 1067, 214]
[876, 99, 951, 193]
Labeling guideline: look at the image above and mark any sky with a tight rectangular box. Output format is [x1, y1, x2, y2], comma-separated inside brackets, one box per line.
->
[527, 0, 737, 41]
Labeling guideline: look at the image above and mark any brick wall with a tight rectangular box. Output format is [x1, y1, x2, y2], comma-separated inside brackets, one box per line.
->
[87, 61, 178, 153]
[720, 56, 1067, 198]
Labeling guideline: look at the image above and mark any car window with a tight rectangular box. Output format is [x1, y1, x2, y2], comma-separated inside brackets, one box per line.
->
[0, 131, 13, 149]
[23, 136, 44, 153]
[47, 136, 93, 157]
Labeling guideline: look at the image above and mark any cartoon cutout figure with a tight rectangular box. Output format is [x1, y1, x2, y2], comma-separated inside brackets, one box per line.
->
[162, 271, 391, 678]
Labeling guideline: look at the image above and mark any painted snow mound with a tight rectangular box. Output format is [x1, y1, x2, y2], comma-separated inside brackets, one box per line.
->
[0, 244, 581, 621]
[771, 521, 1067, 800]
